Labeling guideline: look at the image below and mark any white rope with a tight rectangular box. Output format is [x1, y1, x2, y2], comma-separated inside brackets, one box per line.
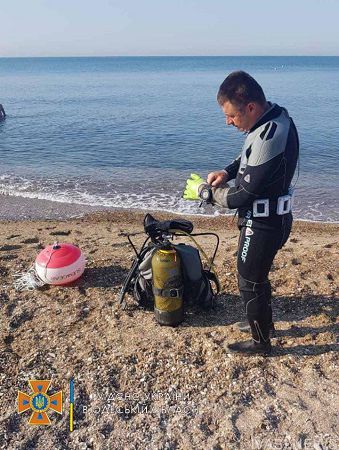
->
[13, 265, 46, 291]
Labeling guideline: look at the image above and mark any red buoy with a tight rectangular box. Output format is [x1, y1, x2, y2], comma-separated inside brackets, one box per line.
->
[35, 242, 86, 285]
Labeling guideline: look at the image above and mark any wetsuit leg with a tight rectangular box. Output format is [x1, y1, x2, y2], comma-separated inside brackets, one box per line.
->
[237, 217, 292, 342]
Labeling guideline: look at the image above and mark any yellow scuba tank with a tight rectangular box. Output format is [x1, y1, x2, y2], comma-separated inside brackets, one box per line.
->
[151, 245, 184, 326]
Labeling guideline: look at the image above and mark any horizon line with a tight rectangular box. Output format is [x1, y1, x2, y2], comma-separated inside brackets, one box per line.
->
[1, 54, 339, 59]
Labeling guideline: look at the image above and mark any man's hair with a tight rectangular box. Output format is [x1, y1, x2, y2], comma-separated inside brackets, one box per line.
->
[217, 71, 266, 108]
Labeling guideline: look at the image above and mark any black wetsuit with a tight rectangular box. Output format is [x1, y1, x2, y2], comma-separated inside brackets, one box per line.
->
[211, 102, 299, 343]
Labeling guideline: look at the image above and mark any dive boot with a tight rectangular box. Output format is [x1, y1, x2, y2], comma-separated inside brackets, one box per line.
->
[236, 321, 276, 338]
[227, 339, 272, 356]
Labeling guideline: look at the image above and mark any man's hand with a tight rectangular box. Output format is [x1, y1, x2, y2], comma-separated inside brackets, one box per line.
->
[183, 173, 206, 200]
[207, 170, 229, 187]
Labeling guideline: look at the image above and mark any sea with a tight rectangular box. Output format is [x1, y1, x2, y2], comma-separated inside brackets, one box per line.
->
[0, 56, 338, 222]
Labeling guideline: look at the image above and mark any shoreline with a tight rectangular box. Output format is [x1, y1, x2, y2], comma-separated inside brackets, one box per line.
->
[1, 193, 339, 226]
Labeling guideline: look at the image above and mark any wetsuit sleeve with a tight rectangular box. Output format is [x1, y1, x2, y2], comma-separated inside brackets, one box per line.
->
[224, 153, 241, 180]
[210, 121, 289, 209]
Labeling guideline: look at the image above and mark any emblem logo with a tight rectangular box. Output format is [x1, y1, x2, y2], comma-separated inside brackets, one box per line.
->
[245, 227, 254, 236]
[17, 380, 63, 425]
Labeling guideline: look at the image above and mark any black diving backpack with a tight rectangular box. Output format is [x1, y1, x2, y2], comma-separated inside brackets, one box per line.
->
[118, 214, 220, 310]
[131, 243, 218, 310]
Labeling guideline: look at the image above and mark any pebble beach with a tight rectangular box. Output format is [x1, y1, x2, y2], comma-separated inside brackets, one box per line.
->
[0, 208, 338, 449]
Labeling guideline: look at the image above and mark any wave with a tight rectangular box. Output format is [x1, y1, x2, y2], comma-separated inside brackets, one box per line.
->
[1, 185, 338, 225]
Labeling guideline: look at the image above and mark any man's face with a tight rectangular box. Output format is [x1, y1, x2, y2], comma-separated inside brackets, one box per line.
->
[221, 100, 256, 132]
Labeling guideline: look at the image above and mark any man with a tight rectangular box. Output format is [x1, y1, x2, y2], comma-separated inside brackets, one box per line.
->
[184, 71, 299, 355]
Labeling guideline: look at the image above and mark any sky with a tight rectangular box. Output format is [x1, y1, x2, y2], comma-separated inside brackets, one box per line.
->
[1, 0, 338, 57]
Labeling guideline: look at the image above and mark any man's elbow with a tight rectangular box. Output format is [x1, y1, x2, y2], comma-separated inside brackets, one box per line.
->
[225, 186, 258, 210]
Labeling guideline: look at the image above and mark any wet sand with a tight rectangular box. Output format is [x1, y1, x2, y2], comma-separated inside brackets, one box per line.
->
[0, 210, 338, 449]
[0, 194, 106, 221]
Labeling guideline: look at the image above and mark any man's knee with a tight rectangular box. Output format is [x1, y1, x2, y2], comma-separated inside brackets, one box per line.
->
[238, 273, 271, 313]
[238, 273, 255, 293]
[238, 273, 270, 293]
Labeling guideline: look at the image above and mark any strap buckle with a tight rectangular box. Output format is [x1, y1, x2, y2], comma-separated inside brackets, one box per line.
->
[277, 189, 294, 215]
[253, 199, 269, 217]
[153, 286, 184, 298]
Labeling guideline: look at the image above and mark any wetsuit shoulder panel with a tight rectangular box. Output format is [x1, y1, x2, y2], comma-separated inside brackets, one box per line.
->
[248, 111, 290, 167]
